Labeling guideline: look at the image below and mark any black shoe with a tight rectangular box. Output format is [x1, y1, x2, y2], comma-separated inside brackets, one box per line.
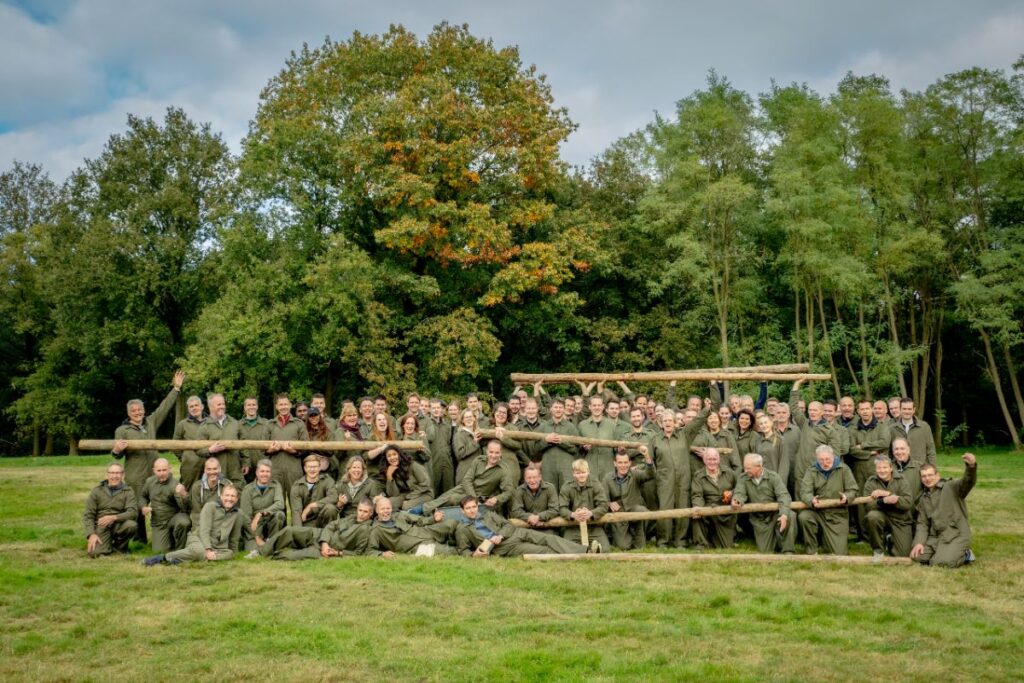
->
[167, 557, 183, 566]
[142, 554, 164, 567]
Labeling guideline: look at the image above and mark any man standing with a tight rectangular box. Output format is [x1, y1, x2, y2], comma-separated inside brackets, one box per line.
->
[113, 370, 184, 544]
[238, 396, 270, 483]
[173, 394, 206, 490]
[798, 445, 859, 555]
[531, 398, 580, 492]
[911, 453, 978, 568]
[139, 458, 190, 553]
[863, 456, 914, 558]
[789, 379, 838, 494]
[772, 403, 801, 494]
[197, 393, 244, 488]
[891, 438, 922, 503]
[83, 463, 138, 556]
[731, 454, 796, 554]
[310, 393, 337, 431]
[889, 397, 937, 467]
[577, 396, 617, 482]
[266, 394, 308, 494]
[424, 398, 455, 497]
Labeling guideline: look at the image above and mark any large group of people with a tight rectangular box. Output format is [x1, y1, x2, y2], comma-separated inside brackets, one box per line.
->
[81, 371, 978, 568]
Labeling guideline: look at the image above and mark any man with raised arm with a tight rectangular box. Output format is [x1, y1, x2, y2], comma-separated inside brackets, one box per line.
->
[911, 453, 978, 568]
[112, 370, 184, 544]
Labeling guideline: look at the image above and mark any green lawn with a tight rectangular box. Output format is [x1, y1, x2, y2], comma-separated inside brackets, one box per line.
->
[1, 449, 1021, 682]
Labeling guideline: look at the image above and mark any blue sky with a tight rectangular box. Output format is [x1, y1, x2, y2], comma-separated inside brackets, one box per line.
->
[2, 1, 1022, 179]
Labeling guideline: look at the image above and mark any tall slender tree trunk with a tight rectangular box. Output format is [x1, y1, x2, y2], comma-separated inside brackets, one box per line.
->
[858, 302, 871, 400]
[69, 435, 79, 456]
[794, 286, 802, 364]
[32, 419, 41, 457]
[980, 329, 1022, 449]
[934, 338, 944, 449]
[44, 433, 54, 456]
[881, 272, 908, 396]
[909, 303, 921, 413]
[834, 299, 861, 396]
[805, 286, 815, 366]
[1001, 341, 1024, 428]
[816, 286, 841, 399]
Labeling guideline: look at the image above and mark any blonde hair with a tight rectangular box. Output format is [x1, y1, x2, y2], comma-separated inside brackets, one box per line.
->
[571, 459, 589, 473]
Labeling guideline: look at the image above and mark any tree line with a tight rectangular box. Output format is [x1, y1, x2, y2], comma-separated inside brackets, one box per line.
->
[1, 23, 1022, 455]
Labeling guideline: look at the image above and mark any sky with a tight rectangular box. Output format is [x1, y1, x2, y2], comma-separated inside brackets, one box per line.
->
[2, 1, 1022, 180]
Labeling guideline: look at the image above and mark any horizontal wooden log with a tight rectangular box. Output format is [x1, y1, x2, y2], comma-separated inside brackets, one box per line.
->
[479, 428, 731, 455]
[478, 428, 637, 450]
[510, 371, 831, 384]
[522, 553, 913, 565]
[77, 439, 425, 452]
[508, 496, 871, 528]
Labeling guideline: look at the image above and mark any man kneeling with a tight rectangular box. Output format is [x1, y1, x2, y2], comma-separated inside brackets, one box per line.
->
[456, 496, 593, 557]
[143, 485, 242, 565]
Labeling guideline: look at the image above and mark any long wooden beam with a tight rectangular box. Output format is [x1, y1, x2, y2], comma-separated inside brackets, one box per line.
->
[508, 496, 871, 528]
[522, 553, 913, 565]
[478, 428, 731, 454]
[510, 371, 831, 384]
[77, 439, 425, 452]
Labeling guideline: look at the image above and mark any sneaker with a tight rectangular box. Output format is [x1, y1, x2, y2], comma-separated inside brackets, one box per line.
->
[245, 549, 260, 559]
[872, 550, 884, 563]
[964, 548, 976, 564]
[589, 540, 602, 554]
[414, 543, 436, 557]
[142, 554, 164, 567]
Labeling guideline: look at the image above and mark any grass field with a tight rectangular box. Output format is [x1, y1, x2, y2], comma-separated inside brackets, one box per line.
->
[1, 449, 1021, 682]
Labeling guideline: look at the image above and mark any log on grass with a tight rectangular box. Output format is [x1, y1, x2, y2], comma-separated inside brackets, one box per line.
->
[522, 553, 913, 565]
[77, 439, 426, 452]
[508, 496, 872, 528]
[509, 370, 831, 384]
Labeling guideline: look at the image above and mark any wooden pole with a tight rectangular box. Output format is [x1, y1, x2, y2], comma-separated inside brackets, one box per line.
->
[522, 553, 913, 565]
[508, 497, 871, 528]
[511, 364, 809, 385]
[580, 520, 589, 547]
[477, 429, 731, 454]
[510, 371, 832, 384]
[77, 439, 426, 452]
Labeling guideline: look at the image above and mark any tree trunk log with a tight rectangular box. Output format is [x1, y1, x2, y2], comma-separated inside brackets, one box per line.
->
[522, 553, 912, 565]
[77, 439, 426, 452]
[477, 428, 731, 453]
[509, 497, 870, 528]
[509, 371, 829, 384]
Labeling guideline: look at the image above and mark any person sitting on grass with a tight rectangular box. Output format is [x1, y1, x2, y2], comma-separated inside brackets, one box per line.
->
[911, 452, 978, 568]
[367, 497, 460, 557]
[83, 462, 138, 557]
[797, 445, 859, 555]
[863, 455, 914, 559]
[690, 448, 738, 551]
[239, 459, 286, 555]
[143, 485, 242, 566]
[455, 496, 595, 557]
[260, 497, 376, 560]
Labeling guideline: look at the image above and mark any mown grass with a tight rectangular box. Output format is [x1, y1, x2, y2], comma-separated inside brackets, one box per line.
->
[0, 449, 1021, 682]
